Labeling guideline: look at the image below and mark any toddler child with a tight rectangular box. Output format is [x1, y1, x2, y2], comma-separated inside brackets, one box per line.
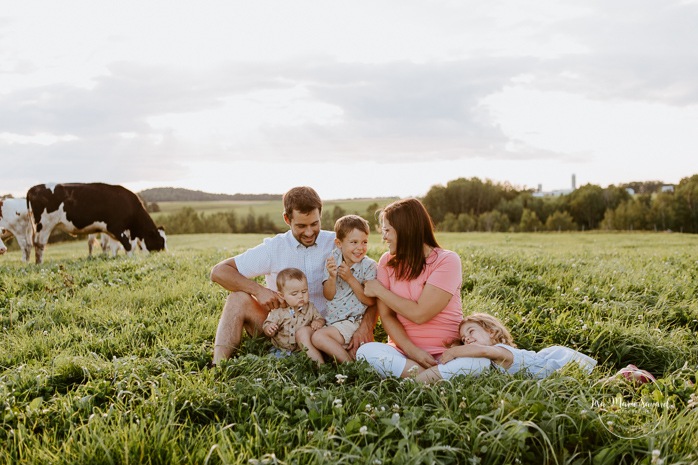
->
[263, 268, 326, 363]
[416, 312, 597, 383]
[312, 215, 377, 363]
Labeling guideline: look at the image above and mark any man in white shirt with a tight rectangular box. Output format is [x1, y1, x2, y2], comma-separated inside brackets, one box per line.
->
[210, 186, 376, 364]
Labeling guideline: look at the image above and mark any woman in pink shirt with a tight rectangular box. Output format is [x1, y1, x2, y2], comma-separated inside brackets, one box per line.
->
[357, 198, 490, 379]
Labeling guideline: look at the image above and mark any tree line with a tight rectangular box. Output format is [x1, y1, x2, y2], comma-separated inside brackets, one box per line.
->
[153, 204, 382, 235]
[422, 174, 698, 233]
[152, 174, 698, 235]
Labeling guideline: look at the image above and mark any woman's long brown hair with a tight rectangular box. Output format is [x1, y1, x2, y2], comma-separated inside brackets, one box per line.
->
[381, 198, 440, 281]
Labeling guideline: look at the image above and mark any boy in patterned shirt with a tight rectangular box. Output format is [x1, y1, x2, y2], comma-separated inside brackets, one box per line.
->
[312, 215, 377, 363]
[263, 268, 325, 362]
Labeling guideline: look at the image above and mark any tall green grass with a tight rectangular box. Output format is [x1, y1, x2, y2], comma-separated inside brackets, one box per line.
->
[1, 232, 697, 464]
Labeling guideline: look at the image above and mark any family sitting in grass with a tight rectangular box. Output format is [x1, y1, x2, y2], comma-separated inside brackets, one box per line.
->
[211, 186, 648, 383]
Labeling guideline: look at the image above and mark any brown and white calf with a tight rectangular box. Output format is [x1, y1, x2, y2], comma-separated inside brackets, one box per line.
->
[27, 183, 166, 264]
[87, 232, 129, 257]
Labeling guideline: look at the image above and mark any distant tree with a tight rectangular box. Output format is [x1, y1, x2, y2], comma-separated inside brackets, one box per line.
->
[603, 185, 631, 211]
[439, 212, 456, 232]
[366, 202, 380, 233]
[519, 208, 543, 232]
[600, 199, 649, 231]
[674, 175, 698, 233]
[158, 207, 203, 234]
[478, 210, 510, 232]
[497, 197, 524, 225]
[568, 184, 606, 230]
[243, 209, 257, 233]
[321, 205, 348, 230]
[225, 211, 238, 233]
[422, 185, 449, 224]
[545, 211, 577, 231]
[648, 191, 676, 231]
[256, 213, 280, 234]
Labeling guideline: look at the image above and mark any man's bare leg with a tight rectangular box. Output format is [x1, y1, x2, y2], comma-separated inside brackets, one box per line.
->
[212, 291, 268, 365]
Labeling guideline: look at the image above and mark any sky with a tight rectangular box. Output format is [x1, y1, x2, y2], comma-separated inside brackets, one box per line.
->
[1, 0, 697, 200]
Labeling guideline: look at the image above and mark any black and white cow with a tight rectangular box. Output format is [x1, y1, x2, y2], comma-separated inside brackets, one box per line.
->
[0, 197, 34, 262]
[27, 183, 166, 264]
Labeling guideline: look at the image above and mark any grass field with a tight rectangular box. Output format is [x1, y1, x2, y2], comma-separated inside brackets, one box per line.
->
[1, 232, 697, 464]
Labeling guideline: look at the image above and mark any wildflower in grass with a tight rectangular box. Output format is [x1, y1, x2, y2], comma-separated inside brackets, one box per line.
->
[651, 450, 664, 465]
[335, 374, 348, 384]
[390, 412, 400, 426]
[688, 393, 697, 409]
[360, 425, 368, 435]
[333, 398, 343, 408]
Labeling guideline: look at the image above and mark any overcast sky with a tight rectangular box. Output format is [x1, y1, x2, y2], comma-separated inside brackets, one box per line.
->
[1, 1, 697, 200]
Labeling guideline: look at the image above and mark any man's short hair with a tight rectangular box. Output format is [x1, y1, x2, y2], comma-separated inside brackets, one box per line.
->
[276, 267, 307, 291]
[283, 187, 322, 219]
[334, 215, 370, 240]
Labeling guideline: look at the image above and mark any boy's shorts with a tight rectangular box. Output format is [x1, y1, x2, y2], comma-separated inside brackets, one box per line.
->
[329, 319, 361, 345]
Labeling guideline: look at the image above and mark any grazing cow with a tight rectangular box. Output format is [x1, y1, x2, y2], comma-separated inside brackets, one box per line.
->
[0, 197, 34, 262]
[27, 183, 166, 264]
[87, 232, 127, 257]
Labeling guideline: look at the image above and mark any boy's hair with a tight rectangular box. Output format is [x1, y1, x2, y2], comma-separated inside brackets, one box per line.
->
[283, 187, 322, 219]
[334, 214, 370, 240]
[446, 313, 516, 347]
[381, 198, 439, 281]
[276, 267, 307, 292]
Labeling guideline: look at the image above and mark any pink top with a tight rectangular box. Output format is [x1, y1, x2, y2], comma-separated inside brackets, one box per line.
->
[377, 248, 463, 357]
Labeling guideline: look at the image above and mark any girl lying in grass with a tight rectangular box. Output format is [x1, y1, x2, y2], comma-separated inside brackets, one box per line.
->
[415, 313, 598, 383]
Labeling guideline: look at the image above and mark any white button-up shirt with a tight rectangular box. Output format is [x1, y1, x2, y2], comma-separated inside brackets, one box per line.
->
[233, 230, 336, 315]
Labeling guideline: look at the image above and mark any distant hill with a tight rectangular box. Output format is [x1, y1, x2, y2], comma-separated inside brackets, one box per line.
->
[138, 187, 282, 202]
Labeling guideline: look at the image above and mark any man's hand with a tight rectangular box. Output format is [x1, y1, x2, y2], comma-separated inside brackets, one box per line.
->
[254, 287, 284, 311]
[263, 323, 278, 337]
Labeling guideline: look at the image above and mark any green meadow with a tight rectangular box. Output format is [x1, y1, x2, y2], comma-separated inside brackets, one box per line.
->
[1, 232, 697, 464]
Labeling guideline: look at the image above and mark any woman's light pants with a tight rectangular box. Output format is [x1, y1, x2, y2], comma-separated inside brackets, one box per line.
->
[356, 342, 491, 379]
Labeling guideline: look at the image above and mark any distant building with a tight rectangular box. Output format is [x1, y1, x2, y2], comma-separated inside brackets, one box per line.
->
[532, 174, 577, 198]
[661, 185, 675, 193]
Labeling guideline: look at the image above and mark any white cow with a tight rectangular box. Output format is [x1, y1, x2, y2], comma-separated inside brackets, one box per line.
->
[0, 198, 34, 262]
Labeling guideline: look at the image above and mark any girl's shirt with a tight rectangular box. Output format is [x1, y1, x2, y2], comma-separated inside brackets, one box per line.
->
[377, 248, 463, 357]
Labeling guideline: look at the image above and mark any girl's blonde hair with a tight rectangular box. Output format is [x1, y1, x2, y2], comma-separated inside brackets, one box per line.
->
[445, 312, 516, 348]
